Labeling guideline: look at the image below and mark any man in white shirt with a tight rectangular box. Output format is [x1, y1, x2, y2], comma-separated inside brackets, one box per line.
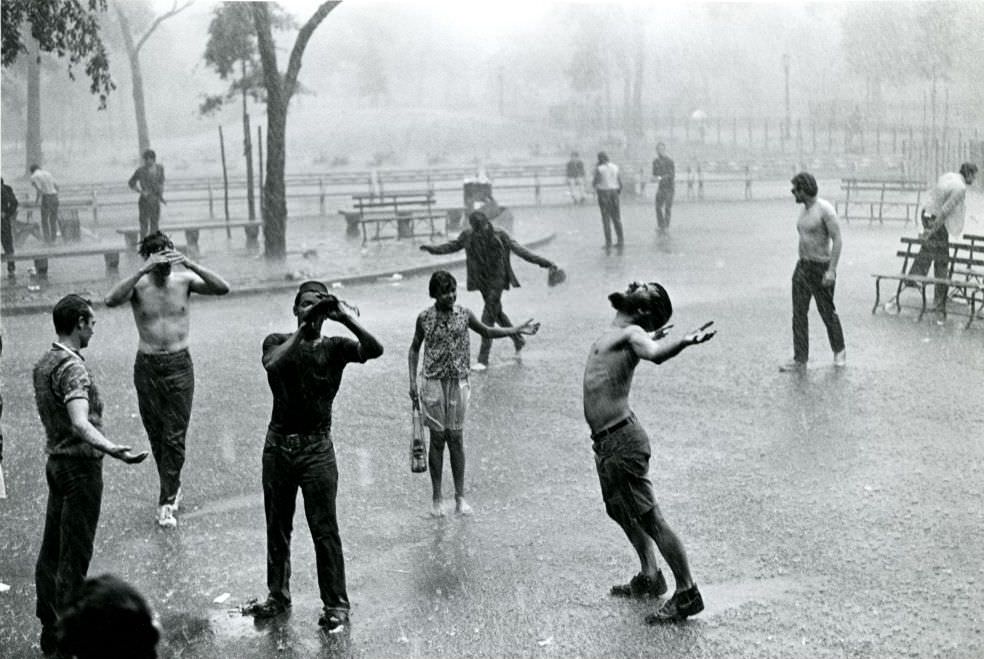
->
[29, 164, 60, 244]
[592, 152, 624, 251]
[908, 162, 978, 313]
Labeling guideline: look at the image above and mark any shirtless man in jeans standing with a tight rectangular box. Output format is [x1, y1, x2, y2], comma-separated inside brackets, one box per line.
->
[583, 280, 715, 623]
[779, 172, 846, 372]
[104, 231, 230, 528]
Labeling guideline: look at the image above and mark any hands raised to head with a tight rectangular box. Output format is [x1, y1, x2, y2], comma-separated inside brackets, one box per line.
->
[685, 321, 716, 346]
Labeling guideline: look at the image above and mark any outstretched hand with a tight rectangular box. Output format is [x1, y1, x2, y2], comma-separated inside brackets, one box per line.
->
[685, 321, 716, 345]
[109, 446, 149, 464]
[516, 319, 541, 336]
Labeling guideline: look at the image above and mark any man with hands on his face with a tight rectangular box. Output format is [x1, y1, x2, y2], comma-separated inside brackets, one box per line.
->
[104, 231, 230, 529]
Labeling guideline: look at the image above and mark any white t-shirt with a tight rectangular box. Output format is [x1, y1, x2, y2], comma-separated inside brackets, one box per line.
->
[925, 172, 967, 236]
[594, 162, 620, 191]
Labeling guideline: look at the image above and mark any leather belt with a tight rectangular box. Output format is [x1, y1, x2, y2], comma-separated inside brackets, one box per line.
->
[591, 416, 635, 441]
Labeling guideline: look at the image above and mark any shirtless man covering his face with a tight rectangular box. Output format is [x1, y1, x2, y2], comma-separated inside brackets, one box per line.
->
[104, 231, 230, 528]
[582, 280, 715, 623]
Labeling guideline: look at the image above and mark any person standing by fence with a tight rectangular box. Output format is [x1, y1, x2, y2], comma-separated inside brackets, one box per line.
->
[2, 178, 18, 278]
[593, 152, 624, 251]
[566, 151, 586, 204]
[29, 164, 60, 244]
[128, 150, 166, 239]
[651, 143, 676, 233]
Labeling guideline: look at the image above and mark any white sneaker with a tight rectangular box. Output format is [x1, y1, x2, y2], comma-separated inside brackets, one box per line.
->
[157, 504, 177, 529]
[471, 363, 487, 372]
[833, 350, 847, 368]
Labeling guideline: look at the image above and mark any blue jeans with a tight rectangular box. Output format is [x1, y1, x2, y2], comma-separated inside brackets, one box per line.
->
[134, 349, 194, 506]
[35, 456, 103, 626]
[262, 430, 349, 613]
[792, 259, 845, 363]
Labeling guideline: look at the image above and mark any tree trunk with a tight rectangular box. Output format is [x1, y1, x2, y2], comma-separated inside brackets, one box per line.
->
[262, 102, 288, 260]
[243, 61, 255, 221]
[26, 35, 42, 173]
[116, 7, 151, 157]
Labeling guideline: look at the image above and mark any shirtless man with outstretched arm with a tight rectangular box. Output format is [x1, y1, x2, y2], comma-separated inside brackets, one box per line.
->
[583, 280, 715, 623]
[104, 231, 229, 528]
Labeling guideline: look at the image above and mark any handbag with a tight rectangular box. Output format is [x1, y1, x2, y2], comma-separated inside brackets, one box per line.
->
[410, 400, 427, 473]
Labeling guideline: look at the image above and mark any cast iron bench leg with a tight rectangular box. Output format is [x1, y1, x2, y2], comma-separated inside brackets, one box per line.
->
[185, 229, 201, 259]
[34, 257, 49, 283]
[244, 225, 260, 251]
[872, 278, 882, 314]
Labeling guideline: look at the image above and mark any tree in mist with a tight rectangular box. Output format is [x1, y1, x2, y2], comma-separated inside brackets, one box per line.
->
[113, 0, 192, 158]
[2, 0, 115, 172]
[251, 1, 340, 262]
[201, 2, 295, 222]
[358, 41, 388, 108]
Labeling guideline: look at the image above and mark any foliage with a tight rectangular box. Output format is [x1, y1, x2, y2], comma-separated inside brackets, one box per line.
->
[1, 0, 115, 107]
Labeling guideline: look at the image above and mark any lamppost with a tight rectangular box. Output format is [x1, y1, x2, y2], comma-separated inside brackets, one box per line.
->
[783, 53, 791, 139]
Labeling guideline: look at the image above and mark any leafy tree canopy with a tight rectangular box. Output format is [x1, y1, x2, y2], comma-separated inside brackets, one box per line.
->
[1, 0, 115, 106]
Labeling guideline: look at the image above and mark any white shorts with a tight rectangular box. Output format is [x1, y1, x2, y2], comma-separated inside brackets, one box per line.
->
[420, 377, 471, 432]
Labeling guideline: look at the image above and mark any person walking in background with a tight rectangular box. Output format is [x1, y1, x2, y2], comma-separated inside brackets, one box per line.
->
[593, 152, 624, 251]
[651, 143, 676, 233]
[2, 178, 19, 277]
[29, 164, 60, 244]
[906, 162, 978, 319]
[243, 281, 383, 633]
[566, 151, 586, 204]
[779, 172, 846, 372]
[420, 211, 559, 371]
[104, 231, 230, 529]
[33, 295, 148, 655]
[128, 149, 166, 239]
[408, 271, 540, 517]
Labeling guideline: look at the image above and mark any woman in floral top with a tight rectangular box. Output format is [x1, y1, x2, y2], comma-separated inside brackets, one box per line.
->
[409, 271, 539, 517]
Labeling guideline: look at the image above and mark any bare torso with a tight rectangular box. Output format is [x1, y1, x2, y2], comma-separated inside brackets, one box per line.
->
[130, 272, 194, 353]
[796, 197, 837, 262]
[583, 326, 639, 433]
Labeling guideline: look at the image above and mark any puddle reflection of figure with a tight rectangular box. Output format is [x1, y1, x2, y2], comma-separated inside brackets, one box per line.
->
[409, 271, 540, 517]
[420, 211, 557, 371]
[582, 281, 715, 623]
[33, 296, 149, 655]
[779, 172, 846, 372]
[104, 231, 230, 529]
[243, 281, 383, 634]
[56, 574, 160, 659]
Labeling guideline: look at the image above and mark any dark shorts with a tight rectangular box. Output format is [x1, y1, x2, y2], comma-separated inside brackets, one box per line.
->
[592, 417, 656, 523]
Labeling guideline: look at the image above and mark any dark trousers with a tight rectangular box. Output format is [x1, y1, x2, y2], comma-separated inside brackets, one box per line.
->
[908, 225, 950, 306]
[35, 456, 103, 627]
[40, 194, 59, 244]
[477, 287, 523, 365]
[596, 189, 624, 247]
[138, 196, 161, 239]
[655, 184, 674, 230]
[262, 431, 349, 613]
[2, 212, 14, 272]
[792, 259, 845, 363]
[134, 349, 194, 506]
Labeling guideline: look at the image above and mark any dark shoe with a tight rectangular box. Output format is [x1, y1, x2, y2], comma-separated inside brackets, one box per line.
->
[40, 625, 58, 655]
[610, 571, 668, 599]
[242, 596, 291, 619]
[318, 609, 349, 634]
[645, 584, 704, 623]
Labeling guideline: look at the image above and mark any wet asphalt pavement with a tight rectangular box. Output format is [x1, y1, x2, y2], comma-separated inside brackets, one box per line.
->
[2, 197, 983, 657]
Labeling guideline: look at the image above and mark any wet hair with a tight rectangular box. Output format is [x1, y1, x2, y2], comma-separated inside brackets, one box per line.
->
[138, 231, 174, 258]
[959, 162, 978, 179]
[29, 164, 40, 173]
[597, 151, 609, 164]
[57, 574, 159, 659]
[469, 210, 488, 225]
[143, 149, 156, 161]
[609, 281, 673, 329]
[294, 280, 329, 307]
[429, 270, 457, 298]
[52, 294, 93, 335]
[790, 172, 818, 197]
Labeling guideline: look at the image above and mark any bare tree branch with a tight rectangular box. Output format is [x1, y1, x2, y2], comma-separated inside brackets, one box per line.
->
[284, 1, 339, 100]
[135, 0, 193, 53]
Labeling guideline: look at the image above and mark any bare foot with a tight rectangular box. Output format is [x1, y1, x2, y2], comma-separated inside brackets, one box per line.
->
[455, 498, 473, 516]
[430, 500, 445, 518]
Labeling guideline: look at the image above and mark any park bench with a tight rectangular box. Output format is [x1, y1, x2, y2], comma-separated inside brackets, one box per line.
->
[871, 237, 984, 328]
[1, 244, 125, 281]
[837, 178, 923, 224]
[344, 191, 446, 245]
[117, 221, 261, 258]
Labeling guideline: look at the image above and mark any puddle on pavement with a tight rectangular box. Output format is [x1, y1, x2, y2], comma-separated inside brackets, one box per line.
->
[181, 493, 263, 520]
